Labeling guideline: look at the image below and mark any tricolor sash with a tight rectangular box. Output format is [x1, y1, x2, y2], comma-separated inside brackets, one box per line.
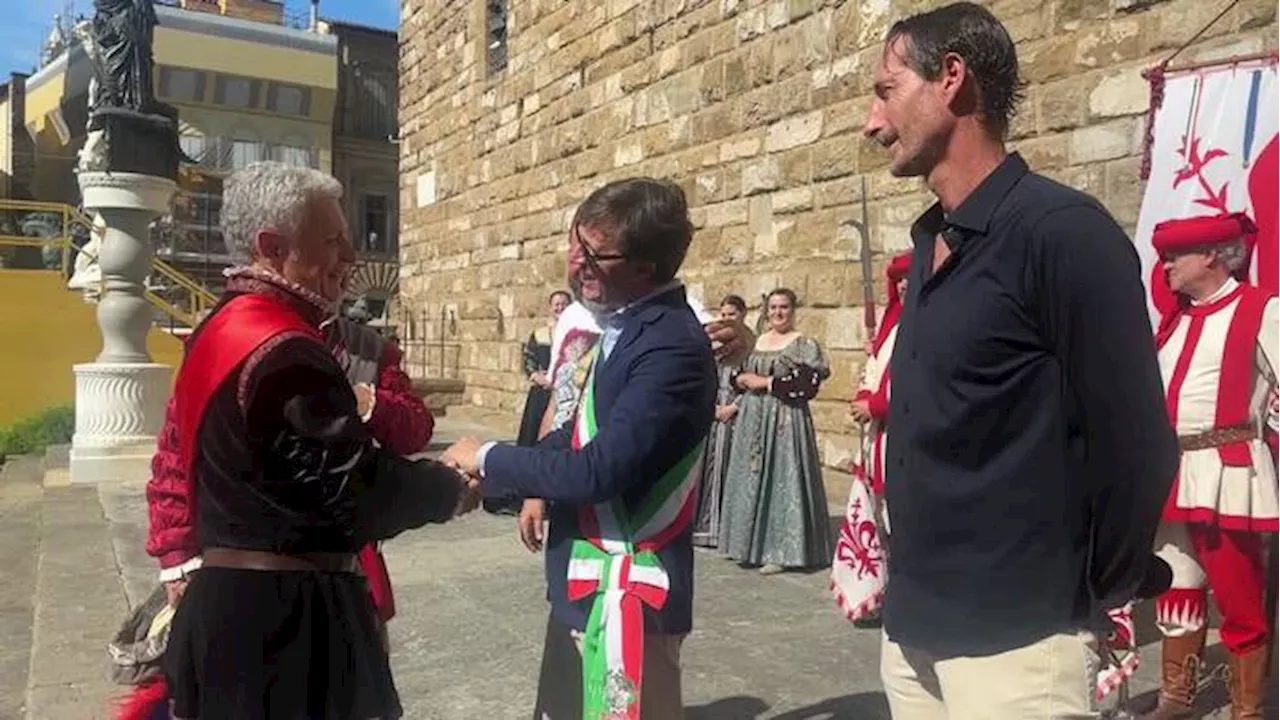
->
[567, 350, 704, 720]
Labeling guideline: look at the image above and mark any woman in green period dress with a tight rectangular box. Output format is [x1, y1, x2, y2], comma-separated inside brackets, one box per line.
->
[692, 294, 748, 548]
[719, 288, 833, 574]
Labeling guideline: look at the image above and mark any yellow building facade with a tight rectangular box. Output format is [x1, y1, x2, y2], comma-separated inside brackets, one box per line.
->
[21, 2, 338, 284]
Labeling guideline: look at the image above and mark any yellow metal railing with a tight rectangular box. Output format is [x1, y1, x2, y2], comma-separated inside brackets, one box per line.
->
[0, 199, 218, 327]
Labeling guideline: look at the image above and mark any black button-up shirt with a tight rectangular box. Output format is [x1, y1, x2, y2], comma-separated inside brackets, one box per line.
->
[883, 153, 1178, 656]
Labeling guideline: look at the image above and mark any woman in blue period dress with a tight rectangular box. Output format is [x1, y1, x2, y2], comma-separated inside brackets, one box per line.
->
[692, 294, 748, 548]
[719, 288, 833, 574]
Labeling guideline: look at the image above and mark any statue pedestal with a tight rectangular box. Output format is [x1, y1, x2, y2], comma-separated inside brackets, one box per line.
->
[70, 171, 177, 484]
[69, 363, 171, 483]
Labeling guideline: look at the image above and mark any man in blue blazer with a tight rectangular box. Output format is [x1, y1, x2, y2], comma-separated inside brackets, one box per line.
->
[445, 178, 718, 720]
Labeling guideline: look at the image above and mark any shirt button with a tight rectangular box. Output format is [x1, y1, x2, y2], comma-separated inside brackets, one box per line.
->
[903, 402, 910, 414]
[911, 351, 918, 360]
[897, 457, 904, 467]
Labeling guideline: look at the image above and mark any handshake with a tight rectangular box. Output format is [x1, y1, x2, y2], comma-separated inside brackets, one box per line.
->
[440, 436, 488, 517]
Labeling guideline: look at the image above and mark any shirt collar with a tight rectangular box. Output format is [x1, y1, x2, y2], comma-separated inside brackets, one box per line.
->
[1193, 276, 1239, 306]
[911, 153, 1030, 245]
[601, 280, 685, 326]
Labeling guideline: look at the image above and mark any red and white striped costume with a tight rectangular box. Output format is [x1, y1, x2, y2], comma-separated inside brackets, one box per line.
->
[831, 252, 910, 624]
[853, 251, 911, 499]
[1150, 215, 1278, 660]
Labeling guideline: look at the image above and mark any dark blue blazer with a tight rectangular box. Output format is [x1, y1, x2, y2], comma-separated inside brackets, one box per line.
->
[483, 286, 717, 634]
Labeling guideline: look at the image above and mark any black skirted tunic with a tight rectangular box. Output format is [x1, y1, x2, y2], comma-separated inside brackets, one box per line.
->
[163, 288, 466, 720]
[517, 327, 553, 447]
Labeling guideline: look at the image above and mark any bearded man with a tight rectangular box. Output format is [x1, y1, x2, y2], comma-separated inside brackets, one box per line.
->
[445, 178, 752, 720]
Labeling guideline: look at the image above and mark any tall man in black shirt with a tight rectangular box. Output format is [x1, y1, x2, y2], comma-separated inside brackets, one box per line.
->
[861, 4, 1177, 717]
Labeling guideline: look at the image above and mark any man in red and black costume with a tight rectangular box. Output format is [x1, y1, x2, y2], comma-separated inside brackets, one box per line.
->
[150, 162, 477, 720]
[1143, 212, 1278, 720]
[147, 308, 434, 645]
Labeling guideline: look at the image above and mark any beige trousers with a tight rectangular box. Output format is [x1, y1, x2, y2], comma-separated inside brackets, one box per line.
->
[880, 631, 1100, 719]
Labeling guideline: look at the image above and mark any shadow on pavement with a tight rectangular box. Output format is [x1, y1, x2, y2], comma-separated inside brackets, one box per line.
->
[770, 691, 891, 719]
[686, 696, 769, 719]
[686, 691, 891, 720]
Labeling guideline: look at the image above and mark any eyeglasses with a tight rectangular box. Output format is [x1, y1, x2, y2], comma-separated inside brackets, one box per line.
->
[571, 224, 627, 269]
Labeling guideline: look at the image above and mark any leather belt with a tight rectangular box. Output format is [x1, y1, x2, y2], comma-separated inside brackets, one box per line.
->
[203, 547, 359, 574]
[1178, 424, 1255, 452]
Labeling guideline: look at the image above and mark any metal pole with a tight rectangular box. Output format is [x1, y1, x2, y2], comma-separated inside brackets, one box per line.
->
[857, 175, 876, 344]
[438, 305, 446, 379]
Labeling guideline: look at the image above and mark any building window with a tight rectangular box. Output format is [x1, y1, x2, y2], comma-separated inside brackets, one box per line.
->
[360, 194, 389, 254]
[230, 139, 265, 168]
[267, 83, 310, 116]
[273, 144, 317, 168]
[159, 67, 204, 102]
[341, 62, 396, 140]
[215, 76, 258, 108]
[486, 0, 508, 75]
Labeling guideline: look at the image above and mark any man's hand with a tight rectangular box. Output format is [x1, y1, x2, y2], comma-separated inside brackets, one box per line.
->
[164, 577, 189, 608]
[518, 498, 547, 553]
[714, 404, 738, 423]
[530, 371, 551, 389]
[850, 399, 872, 423]
[353, 382, 375, 417]
[705, 319, 753, 364]
[454, 476, 482, 517]
[442, 437, 485, 476]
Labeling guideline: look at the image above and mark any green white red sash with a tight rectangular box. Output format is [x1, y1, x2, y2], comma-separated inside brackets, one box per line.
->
[567, 351, 704, 720]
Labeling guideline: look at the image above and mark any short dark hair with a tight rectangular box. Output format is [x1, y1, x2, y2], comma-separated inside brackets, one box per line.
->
[887, 2, 1025, 138]
[549, 290, 571, 304]
[767, 288, 798, 307]
[573, 177, 694, 283]
[720, 294, 747, 314]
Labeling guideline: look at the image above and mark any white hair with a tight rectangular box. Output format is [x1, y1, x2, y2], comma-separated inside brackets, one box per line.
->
[220, 162, 343, 264]
[1214, 239, 1250, 275]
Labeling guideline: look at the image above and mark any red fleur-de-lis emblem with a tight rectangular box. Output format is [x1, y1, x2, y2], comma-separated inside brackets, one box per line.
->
[834, 497, 884, 580]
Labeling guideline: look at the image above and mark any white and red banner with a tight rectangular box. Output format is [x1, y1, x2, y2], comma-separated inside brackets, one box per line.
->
[1135, 57, 1278, 325]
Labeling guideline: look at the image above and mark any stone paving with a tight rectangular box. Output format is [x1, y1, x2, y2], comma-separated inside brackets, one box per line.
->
[0, 419, 1271, 718]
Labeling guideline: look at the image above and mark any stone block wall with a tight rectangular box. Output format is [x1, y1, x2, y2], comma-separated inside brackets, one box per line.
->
[398, 0, 1277, 496]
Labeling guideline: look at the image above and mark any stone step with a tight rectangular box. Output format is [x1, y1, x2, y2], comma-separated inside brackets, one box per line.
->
[0, 457, 43, 720]
[41, 444, 70, 472]
[26, 478, 132, 719]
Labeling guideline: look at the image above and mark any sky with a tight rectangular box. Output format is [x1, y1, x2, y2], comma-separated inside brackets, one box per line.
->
[1, 0, 399, 79]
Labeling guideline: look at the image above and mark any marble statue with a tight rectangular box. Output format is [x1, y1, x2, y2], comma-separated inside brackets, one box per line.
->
[67, 212, 106, 302]
[74, 20, 109, 174]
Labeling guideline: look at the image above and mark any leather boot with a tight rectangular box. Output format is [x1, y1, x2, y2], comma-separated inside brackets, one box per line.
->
[1226, 644, 1269, 720]
[1139, 628, 1207, 719]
